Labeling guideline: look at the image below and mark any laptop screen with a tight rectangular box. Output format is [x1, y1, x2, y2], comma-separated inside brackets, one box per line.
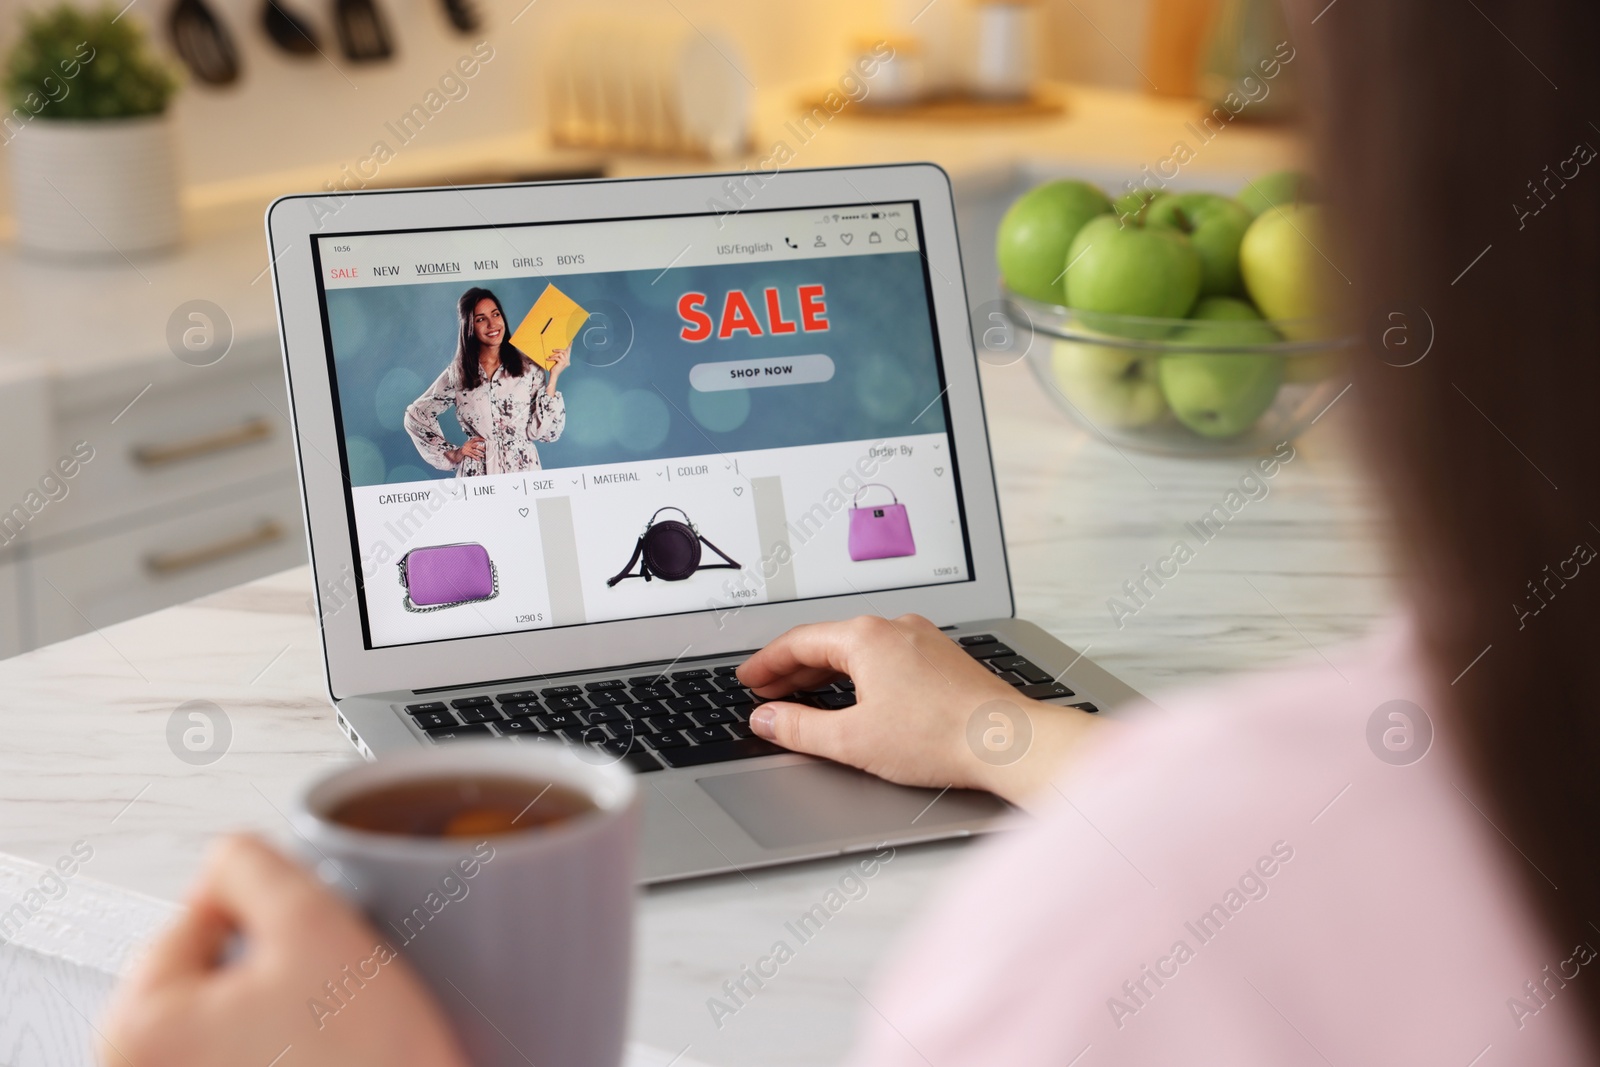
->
[311, 200, 974, 649]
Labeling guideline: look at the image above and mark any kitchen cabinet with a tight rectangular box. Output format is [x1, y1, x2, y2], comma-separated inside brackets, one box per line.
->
[0, 327, 305, 655]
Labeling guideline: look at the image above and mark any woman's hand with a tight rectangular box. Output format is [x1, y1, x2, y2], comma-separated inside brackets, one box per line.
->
[546, 348, 571, 394]
[100, 835, 468, 1067]
[444, 437, 486, 465]
[738, 615, 1107, 808]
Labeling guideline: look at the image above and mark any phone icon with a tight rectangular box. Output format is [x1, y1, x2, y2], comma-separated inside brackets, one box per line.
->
[784, 237, 799, 249]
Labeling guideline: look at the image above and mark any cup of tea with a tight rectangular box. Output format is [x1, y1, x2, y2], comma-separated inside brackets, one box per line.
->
[289, 741, 639, 1067]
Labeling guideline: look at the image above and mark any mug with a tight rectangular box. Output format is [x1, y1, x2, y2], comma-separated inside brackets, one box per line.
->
[289, 742, 640, 1067]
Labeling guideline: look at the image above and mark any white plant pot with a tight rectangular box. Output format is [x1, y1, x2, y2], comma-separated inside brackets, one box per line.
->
[6, 114, 181, 258]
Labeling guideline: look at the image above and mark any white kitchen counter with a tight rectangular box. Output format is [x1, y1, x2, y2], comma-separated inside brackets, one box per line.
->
[0, 351, 1393, 1066]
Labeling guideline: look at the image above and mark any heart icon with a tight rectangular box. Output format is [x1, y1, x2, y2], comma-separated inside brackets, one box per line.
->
[934, 467, 944, 476]
[840, 233, 854, 245]
[733, 486, 743, 496]
[518, 507, 529, 517]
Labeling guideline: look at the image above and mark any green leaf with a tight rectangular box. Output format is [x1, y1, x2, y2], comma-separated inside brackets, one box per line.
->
[3, 4, 179, 121]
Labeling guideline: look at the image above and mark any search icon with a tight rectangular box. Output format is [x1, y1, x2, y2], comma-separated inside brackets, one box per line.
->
[894, 228, 909, 242]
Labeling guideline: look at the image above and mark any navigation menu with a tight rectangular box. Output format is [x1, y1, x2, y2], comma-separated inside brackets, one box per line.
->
[317, 202, 922, 290]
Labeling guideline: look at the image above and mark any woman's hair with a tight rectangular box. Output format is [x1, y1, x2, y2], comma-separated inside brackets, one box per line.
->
[1303, 0, 1599, 1047]
[454, 287, 529, 390]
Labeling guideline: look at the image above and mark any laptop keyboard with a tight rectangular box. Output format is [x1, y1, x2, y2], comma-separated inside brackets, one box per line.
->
[401, 635, 1095, 773]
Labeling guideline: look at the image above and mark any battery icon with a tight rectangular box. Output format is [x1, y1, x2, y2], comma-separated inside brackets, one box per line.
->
[869, 211, 883, 218]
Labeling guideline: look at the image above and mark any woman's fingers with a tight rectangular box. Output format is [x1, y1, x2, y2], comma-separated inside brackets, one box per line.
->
[749, 700, 854, 760]
[746, 666, 841, 697]
[189, 835, 333, 939]
[128, 897, 235, 987]
[737, 617, 887, 690]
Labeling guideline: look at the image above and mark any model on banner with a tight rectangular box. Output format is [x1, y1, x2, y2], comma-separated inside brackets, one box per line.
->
[404, 287, 570, 476]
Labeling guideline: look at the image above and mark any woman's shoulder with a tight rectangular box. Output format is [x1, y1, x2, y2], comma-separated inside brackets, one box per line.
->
[846, 620, 1587, 1065]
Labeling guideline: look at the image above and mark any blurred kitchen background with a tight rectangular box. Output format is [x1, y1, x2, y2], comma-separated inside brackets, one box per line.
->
[0, 0, 1302, 656]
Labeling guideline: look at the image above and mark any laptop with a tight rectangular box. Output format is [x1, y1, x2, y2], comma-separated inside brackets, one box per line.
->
[265, 163, 1146, 882]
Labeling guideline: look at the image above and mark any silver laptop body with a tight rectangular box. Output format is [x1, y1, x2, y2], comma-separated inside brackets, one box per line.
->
[265, 163, 1146, 882]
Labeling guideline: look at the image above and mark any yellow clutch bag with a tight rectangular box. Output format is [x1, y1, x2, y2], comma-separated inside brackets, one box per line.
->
[510, 283, 590, 371]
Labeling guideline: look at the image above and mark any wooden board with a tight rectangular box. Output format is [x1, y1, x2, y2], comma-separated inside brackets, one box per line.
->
[800, 85, 1068, 122]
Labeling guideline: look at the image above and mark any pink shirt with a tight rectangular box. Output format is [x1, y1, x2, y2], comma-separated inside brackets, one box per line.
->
[846, 624, 1589, 1066]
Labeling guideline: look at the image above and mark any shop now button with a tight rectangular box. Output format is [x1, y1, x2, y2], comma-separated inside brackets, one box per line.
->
[689, 354, 835, 392]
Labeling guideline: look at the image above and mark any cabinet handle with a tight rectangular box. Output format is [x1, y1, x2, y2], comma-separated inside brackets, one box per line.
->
[131, 417, 274, 467]
[144, 520, 286, 576]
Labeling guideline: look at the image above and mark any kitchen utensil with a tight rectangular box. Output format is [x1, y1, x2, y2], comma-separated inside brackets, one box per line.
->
[1200, 0, 1300, 120]
[972, 0, 1037, 100]
[167, 0, 241, 86]
[439, 0, 480, 34]
[291, 743, 638, 1067]
[547, 16, 748, 159]
[334, 0, 394, 63]
[261, 0, 320, 56]
[1144, 0, 1220, 97]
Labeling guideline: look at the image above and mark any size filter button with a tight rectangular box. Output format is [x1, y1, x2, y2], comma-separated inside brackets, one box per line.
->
[688, 354, 835, 392]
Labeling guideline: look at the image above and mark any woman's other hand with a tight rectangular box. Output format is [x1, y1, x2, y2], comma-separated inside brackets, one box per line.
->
[445, 437, 486, 464]
[546, 347, 571, 394]
[100, 835, 468, 1067]
[738, 615, 1106, 808]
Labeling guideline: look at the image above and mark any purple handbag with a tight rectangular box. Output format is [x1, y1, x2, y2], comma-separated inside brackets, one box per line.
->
[607, 507, 740, 586]
[848, 484, 916, 561]
[398, 543, 499, 612]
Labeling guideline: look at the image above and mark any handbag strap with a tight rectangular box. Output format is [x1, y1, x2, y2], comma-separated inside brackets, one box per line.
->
[695, 533, 741, 572]
[607, 536, 648, 587]
[606, 525, 742, 585]
[646, 506, 693, 530]
[852, 483, 899, 508]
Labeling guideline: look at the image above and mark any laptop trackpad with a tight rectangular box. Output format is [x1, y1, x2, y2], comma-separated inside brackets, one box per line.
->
[697, 761, 1009, 850]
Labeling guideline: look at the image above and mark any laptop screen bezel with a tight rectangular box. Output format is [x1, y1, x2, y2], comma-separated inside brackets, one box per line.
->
[267, 164, 1014, 699]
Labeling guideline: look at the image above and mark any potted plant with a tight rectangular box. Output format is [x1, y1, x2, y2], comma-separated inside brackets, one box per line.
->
[3, 5, 181, 257]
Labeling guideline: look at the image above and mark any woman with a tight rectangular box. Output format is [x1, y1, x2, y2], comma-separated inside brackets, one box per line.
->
[98, 2, 1599, 1064]
[404, 287, 569, 477]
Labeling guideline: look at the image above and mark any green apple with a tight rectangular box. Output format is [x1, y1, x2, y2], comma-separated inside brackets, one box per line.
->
[1236, 170, 1312, 217]
[1145, 192, 1253, 298]
[1112, 187, 1158, 224]
[1159, 297, 1283, 439]
[1239, 204, 1334, 341]
[1064, 214, 1203, 327]
[1050, 339, 1167, 429]
[996, 180, 1113, 304]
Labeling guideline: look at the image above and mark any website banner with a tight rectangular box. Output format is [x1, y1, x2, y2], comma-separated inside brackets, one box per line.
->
[314, 202, 970, 648]
[328, 250, 945, 485]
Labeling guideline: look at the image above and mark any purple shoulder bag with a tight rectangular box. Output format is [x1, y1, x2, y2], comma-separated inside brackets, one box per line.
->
[848, 484, 917, 561]
[398, 543, 499, 612]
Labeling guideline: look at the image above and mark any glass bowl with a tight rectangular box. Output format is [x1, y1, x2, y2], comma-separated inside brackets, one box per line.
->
[998, 289, 1352, 457]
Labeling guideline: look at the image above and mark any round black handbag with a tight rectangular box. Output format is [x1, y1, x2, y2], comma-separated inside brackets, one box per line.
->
[607, 507, 741, 586]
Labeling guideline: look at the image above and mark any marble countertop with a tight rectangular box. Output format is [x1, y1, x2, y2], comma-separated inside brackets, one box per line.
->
[0, 352, 1394, 1065]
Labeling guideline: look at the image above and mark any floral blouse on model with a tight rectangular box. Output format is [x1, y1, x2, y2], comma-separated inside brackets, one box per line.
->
[404, 357, 566, 476]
